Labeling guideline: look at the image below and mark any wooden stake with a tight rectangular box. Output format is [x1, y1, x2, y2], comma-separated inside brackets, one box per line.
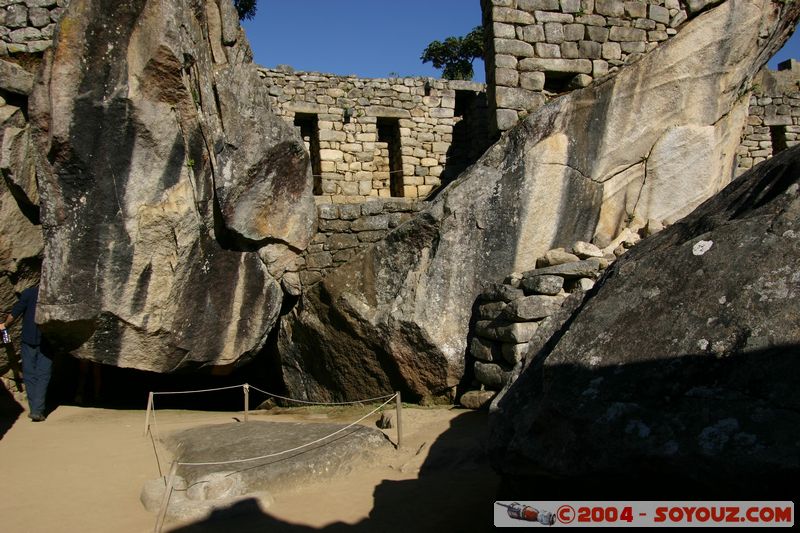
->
[144, 392, 154, 436]
[154, 460, 178, 533]
[395, 391, 403, 449]
[243, 383, 250, 423]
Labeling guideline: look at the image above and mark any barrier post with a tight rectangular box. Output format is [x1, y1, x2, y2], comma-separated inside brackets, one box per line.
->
[154, 460, 178, 533]
[243, 383, 249, 423]
[144, 391, 154, 436]
[395, 391, 403, 449]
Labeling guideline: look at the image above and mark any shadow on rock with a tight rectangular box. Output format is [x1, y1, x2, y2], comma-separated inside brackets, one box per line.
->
[168, 409, 499, 533]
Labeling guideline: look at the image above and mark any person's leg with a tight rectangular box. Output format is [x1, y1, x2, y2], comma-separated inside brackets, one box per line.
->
[20, 343, 37, 417]
[22, 343, 51, 418]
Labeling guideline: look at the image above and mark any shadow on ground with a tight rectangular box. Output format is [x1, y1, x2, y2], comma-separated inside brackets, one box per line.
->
[168, 409, 499, 533]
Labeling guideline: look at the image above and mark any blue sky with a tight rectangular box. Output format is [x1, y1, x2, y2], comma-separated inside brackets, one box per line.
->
[242, 1, 798, 82]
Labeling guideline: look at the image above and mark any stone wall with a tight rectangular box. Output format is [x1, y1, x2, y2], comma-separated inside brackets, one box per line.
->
[297, 199, 423, 287]
[737, 60, 800, 174]
[258, 67, 491, 203]
[481, 0, 715, 135]
[0, 0, 68, 55]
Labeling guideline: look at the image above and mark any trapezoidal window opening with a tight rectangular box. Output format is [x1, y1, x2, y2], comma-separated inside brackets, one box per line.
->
[770, 125, 788, 156]
[377, 117, 404, 197]
[294, 113, 322, 195]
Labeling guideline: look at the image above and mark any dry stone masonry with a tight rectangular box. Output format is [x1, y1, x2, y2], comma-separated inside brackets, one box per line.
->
[461, 232, 651, 409]
[737, 59, 800, 174]
[297, 199, 422, 287]
[482, 0, 723, 134]
[0, 0, 68, 55]
[259, 67, 491, 202]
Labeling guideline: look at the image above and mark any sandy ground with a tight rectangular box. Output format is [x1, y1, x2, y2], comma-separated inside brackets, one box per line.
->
[0, 403, 498, 532]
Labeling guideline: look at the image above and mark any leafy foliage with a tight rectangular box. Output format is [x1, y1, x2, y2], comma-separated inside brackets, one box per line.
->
[234, 0, 258, 21]
[420, 26, 485, 81]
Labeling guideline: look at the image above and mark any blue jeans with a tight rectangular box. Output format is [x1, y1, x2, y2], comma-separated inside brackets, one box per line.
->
[21, 343, 51, 416]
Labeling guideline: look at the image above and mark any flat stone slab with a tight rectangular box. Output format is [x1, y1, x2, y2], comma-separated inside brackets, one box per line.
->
[166, 420, 393, 494]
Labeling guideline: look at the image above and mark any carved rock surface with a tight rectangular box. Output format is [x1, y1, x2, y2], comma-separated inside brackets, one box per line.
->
[28, 0, 315, 371]
[278, 1, 800, 401]
[490, 146, 800, 496]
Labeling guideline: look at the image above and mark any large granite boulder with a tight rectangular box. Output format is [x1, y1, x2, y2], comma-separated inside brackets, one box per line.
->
[27, 0, 316, 371]
[489, 145, 800, 497]
[278, 1, 800, 401]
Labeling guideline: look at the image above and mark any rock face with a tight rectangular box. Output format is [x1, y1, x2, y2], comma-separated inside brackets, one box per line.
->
[489, 146, 800, 496]
[28, 0, 315, 371]
[278, 1, 800, 401]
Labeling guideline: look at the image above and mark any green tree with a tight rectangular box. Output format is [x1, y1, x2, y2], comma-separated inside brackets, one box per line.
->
[234, 0, 257, 20]
[420, 26, 485, 80]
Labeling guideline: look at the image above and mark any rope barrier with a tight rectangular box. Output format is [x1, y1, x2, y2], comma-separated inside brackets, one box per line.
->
[176, 393, 397, 467]
[248, 384, 395, 406]
[151, 384, 244, 395]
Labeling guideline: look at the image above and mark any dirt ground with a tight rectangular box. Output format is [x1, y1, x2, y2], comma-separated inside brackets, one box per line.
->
[0, 402, 499, 532]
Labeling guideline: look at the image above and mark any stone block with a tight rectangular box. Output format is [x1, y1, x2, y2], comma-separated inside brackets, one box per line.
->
[496, 67, 520, 87]
[586, 25, 609, 42]
[579, 40, 602, 59]
[496, 108, 520, 131]
[602, 42, 622, 60]
[29, 7, 50, 27]
[328, 234, 359, 250]
[475, 320, 540, 344]
[0, 58, 34, 95]
[361, 201, 384, 215]
[518, 57, 593, 74]
[521, 24, 545, 43]
[624, 2, 647, 17]
[10, 27, 42, 43]
[568, 73, 593, 88]
[480, 283, 525, 303]
[471, 336, 503, 362]
[592, 59, 609, 77]
[561, 0, 582, 13]
[648, 4, 670, 24]
[648, 30, 668, 42]
[496, 87, 544, 110]
[564, 24, 585, 41]
[306, 252, 333, 269]
[670, 10, 687, 28]
[534, 11, 574, 24]
[319, 149, 344, 161]
[503, 295, 564, 321]
[350, 214, 389, 232]
[633, 18, 656, 30]
[493, 7, 536, 25]
[501, 342, 530, 365]
[544, 22, 565, 44]
[5, 5, 27, 28]
[576, 14, 607, 27]
[595, 0, 624, 17]
[493, 22, 517, 40]
[460, 390, 496, 410]
[518, 0, 560, 9]
[474, 361, 513, 390]
[319, 129, 346, 142]
[477, 301, 509, 320]
[561, 42, 580, 59]
[521, 275, 564, 295]
[520, 71, 546, 91]
[535, 42, 561, 58]
[496, 54, 519, 68]
[620, 41, 646, 54]
[357, 230, 385, 243]
[609, 26, 646, 42]
[317, 204, 339, 220]
[494, 38, 535, 58]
